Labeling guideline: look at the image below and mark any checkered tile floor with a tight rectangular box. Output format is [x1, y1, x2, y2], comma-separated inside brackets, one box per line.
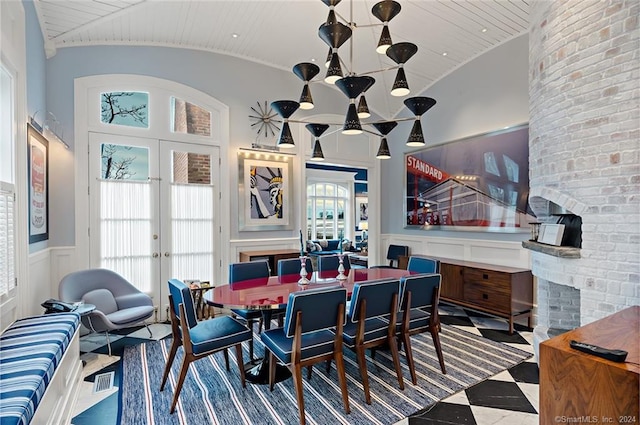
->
[72, 305, 539, 425]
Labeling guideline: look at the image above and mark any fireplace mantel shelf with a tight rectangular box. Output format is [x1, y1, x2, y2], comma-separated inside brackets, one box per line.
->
[522, 241, 581, 258]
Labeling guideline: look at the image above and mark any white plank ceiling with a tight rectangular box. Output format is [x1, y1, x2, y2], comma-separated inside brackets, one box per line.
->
[33, 0, 529, 119]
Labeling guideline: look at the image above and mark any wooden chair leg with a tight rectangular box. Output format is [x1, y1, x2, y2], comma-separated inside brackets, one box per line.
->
[388, 335, 405, 390]
[403, 333, 417, 385]
[223, 347, 230, 371]
[292, 364, 306, 425]
[430, 325, 447, 374]
[355, 345, 372, 404]
[160, 338, 180, 391]
[248, 338, 255, 361]
[170, 354, 192, 414]
[268, 351, 276, 392]
[325, 359, 332, 374]
[334, 352, 351, 414]
[306, 365, 313, 380]
[234, 344, 246, 388]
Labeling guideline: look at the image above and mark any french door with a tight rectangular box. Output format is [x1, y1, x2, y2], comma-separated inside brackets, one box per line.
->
[89, 132, 219, 320]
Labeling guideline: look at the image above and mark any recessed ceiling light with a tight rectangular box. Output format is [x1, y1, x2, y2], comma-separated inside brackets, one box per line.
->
[231, 33, 239, 38]
[442, 52, 448, 56]
[481, 28, 488, 33]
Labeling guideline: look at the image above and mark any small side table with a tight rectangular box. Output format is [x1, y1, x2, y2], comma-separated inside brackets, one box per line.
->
[74, 303, 96, 316]
[349, 254, 368, 267]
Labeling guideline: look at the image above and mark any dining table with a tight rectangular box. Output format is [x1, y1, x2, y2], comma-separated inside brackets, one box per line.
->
[203, 267, 413, 384]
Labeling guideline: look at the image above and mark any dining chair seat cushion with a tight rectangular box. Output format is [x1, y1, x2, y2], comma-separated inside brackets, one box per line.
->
[388, 308, 431, 330]
[342, 317, 389, 348]
[261, 328, 337, 364]
[188, 316, 252, 356]
[231, 308, 262, 320]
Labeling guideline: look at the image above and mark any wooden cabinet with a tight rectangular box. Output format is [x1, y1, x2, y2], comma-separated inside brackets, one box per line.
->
[539, 306, 639, 424]
[238, 249, 301, 276]
[400, 255, 533, 334]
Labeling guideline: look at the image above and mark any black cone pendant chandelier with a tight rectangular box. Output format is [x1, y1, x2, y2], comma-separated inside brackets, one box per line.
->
[270, 0, 437, 158]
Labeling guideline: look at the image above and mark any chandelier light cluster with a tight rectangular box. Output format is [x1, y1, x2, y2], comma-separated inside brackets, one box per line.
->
[271, 0, 436, 160]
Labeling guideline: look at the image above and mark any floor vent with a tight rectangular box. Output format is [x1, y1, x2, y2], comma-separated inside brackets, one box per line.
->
[93, 371, 115, 393]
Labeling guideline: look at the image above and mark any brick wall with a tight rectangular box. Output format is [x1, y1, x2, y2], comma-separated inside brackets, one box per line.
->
[529, 0, 639, 325]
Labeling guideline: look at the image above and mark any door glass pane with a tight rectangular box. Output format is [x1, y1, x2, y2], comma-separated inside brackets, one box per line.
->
[171, 97, 211, 136]
[101, 144, 149, 181]
[173, 151, 211, 184]
[101, 91, 149, 128]
[100, 180, 153, 292]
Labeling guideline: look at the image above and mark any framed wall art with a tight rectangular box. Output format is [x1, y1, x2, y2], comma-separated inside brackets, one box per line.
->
[404, 124, 534, 233]
[238, 151, 293, 231]
[27, 123, 49, 243]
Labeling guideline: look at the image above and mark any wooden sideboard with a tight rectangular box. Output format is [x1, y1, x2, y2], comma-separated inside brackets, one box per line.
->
[399, 255, 533, 334]
[238, 249, 301, 276]
[539, 306, 639, 424]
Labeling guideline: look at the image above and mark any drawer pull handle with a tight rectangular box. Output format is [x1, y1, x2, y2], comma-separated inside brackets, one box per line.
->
[482, 293, 489, 299]
[483, 273, 489, 279]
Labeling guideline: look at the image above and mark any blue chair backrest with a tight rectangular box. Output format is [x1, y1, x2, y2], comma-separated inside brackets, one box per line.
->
[399, 274, 441, 311]
[387, 245, 409, 261]
[168, 279, 198, 329]
[229, 261, 270, 284]
[407, 256, 440, 274]
[278, 258, 312, 276]
[317, 255, 351, 272]
[283, 286, 347, 337]
[348, 279, 401, 323]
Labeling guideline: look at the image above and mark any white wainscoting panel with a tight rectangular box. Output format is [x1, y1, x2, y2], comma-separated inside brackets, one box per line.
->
[50, 247, 76, 296]
[27, 249, 52, 317]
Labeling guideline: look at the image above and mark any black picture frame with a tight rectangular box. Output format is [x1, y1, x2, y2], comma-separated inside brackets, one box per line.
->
[27, 123, 49, 243]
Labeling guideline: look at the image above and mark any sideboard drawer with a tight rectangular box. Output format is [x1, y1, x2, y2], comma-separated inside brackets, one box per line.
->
[464, 283, 511, 314]
[463, 268, 511, 290]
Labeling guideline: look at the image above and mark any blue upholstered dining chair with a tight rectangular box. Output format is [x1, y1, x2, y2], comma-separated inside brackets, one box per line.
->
[229, 260, 272, 361]
[342, 278, 404, 404]
[397, 273, 446, 385]
[406, 256, 440, 273]
[277, 257, 313, 276]
[371, 244, 409, 269]
[160, 279, 252, 413]
[260, 286, 350, 425]
[317, 254, 351, 272]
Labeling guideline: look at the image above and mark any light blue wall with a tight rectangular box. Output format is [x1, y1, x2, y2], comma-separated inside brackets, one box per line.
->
[380, 34, 529, 241]
[44, 45, 346, 246]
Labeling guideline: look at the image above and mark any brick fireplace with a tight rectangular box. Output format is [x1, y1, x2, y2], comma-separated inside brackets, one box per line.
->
[528, 0, 639, 352]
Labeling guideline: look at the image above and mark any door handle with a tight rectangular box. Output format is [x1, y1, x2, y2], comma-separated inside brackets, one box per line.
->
[164, 252, 170, 257]
[152, 252, 159, 258]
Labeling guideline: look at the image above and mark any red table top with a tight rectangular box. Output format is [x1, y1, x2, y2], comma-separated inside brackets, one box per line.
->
[203, 268, 413, 310]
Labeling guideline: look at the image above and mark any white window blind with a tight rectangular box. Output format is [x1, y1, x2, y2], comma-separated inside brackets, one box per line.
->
[171, 183, 214, 283]
[0, 186, 16, 297]
[100, 179, 152, 292]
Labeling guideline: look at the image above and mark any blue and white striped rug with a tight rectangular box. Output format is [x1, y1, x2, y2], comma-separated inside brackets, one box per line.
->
[119, 324, 532, 425]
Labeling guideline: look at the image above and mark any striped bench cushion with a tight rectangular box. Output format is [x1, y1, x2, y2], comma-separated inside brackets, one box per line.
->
[0, 312, 80, 425]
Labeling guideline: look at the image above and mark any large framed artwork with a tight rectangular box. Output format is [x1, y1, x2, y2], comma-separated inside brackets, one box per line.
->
[27, 123, 49, 243]
[238, 152, 293, 231]
[404, 124, 534, 233]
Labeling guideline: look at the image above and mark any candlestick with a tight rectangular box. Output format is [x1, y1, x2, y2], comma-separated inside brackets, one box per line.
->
[336, 254, 347, 280]
[299, 229, 304, 257]
[298, 255, 310, 285]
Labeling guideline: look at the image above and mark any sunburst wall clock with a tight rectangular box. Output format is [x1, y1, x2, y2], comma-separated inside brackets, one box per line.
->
[249, 101, 281, 139]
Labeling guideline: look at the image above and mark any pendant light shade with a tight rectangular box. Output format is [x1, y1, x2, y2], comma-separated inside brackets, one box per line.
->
[406, 119, 424, 146]
[293, 63, 320, 110]
[325, 52, 343, 84]
[306, 123, 330, 161]
[386, 42, 418, 64]
[342, 102, 362, 135]
[357, 95, 370, 118]
[376, 138, 391, 159]
[271, 100, 300, 148]
[324, 47, 332, 68]
[335, 75, 375, 100]
[372, 120, 397, 159]
[391, 67, 409, 96]
[311, 140, 325, 160]
[376, 25, 393, 54]
[318, 22, 352, 50]
[372, 1, 401, 54]
[404, 97, 436, 146]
